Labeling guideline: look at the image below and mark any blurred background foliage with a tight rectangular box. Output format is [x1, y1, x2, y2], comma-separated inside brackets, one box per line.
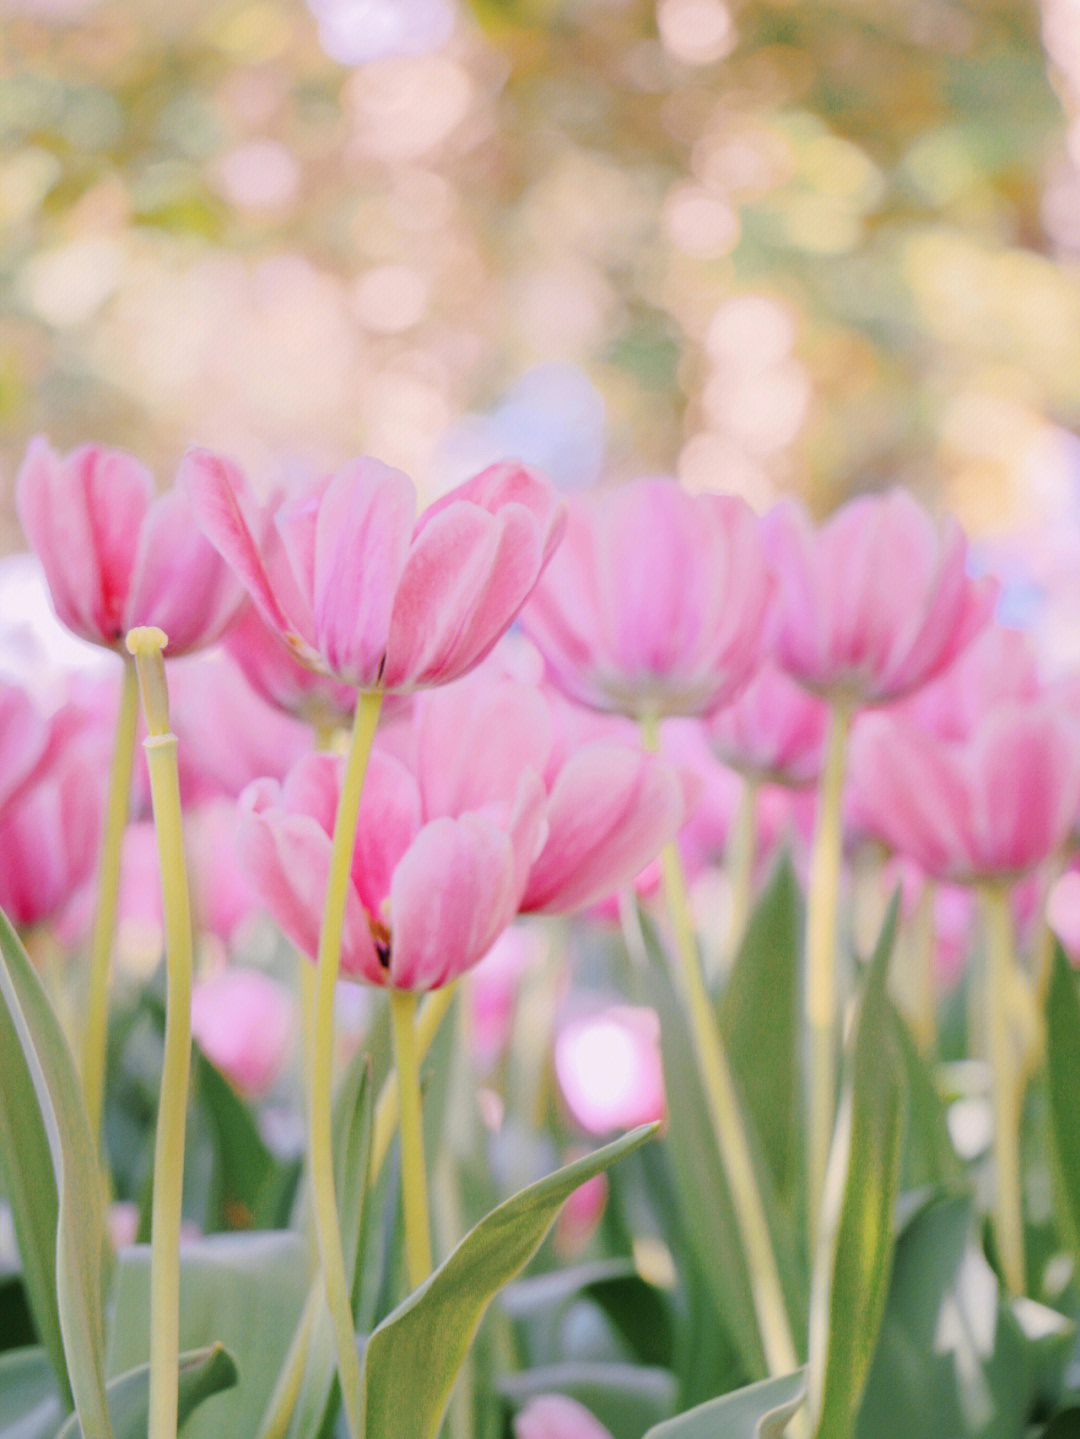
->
[2, 0, 1079, 550]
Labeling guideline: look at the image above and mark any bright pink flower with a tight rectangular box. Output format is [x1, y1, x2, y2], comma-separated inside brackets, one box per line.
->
[514, 1397, 614, 1439]
[16, 438, 245, 653]
[704, 662, 830, 786]
[379, 665, 690, 915]
[183, 450, 565, 691]
[191, 967, 295, 1097]
[848, 701, 1080, 883]
[236, 748, 547, 990]
[519, 477, 774, 718]
[765, 488, 996, 704]
[554, 1004, 666, 1134]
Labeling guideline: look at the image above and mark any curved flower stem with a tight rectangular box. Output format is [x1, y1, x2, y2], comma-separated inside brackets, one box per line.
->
[390, 986, 434, 1290]
[308, 689, 383, 1439]
[83, 656, 139, 1150]
[804, 697, 854, 1251]
[909, 880, 937, 1055]
[981, 881, 1026, 1296]
[727, 776, 759, 967]
[127, 629, 194, 1439]
[255, 982, 456, 1439]
[642, 716, 799, 1379]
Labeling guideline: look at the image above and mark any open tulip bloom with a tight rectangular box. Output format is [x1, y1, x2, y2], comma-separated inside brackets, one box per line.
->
[14, 461, 1080, 1439]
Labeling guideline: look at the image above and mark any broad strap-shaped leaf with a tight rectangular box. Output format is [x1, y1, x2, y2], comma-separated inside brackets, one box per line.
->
[1046, 943, 1080, 1263]
[887, 1003, 965, 1196]
[642, 1369, 807, 1439]
[55, 1344, 237, 1439]
[107, 1231, 308, 1439]
[720, 854, 804, 1210]
[360, 1123, 659, 1439]
[0, 908, 112, 1438]
[808, 897, 905, 1439]
[0, 1346, 65, 1439]
[856, 1196, 1073, 1439]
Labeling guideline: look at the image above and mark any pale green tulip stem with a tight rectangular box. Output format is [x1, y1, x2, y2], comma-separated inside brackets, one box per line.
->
[981, 881, 1026, 1296]
[127, 629, 194, 1439]
[804, 697, 854, 1250]
[390, 986, 434, 1290]
[642, 716, 798, 1379]
[83, 656, 139, 1149]
[308, 689, 383, 1439]
[727, 776, 759, 964]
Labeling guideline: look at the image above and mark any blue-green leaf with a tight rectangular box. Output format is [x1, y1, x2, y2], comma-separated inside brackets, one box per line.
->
[0, 907, 111, 1437]
[360, 1123, 659, 1439]
[808, 897, 904, 1439]
[1045, 942, 1080, 1263]
[56, 1343, 237, 1439]
[642, 1370, 807, 1438]
[0, 1347, 65, 1439]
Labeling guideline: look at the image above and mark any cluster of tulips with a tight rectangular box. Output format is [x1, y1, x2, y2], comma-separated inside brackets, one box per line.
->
[4, 436, 1080, 1439]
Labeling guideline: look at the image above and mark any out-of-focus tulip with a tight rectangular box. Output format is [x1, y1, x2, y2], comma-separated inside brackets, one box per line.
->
[236, 748, 547, 990]
[554, 1004, 666, 1135]
[704, 662, 829, 786]
[16, 438, 245, 654]
[183, 450, 565, 691]
[519, 477, 773, 719]
[765, 488, 996, 705]
[191, 967, 295, 1098]
[0, 682, 50, 811]
[885, 623, 1041, 741]
[514, 1395, 614, 1439]
[849, 701, 1080, 883]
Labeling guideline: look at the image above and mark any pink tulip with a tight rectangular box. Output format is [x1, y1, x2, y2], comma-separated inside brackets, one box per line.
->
[519, 477, 774, 719]
[886, 624, 1041, 741]
[704, 661, 830, 786]
[848, 700, 1080, 883]
[191, 967, 295, 1097]
[465, 925, 539, 1072]
[553, 1171, 608, 1257]
[0, 682, 51, 811]
[183, 450, 565, 691]
[16, 438, 245, 654]
[379, 664, 690, 916]
[554, 1004, 666, 1134]
[765, 488, 996, 704]
[237, 747, 547, 990]
[225, 603, 360, 729]
[515, 1397, 614, 1439]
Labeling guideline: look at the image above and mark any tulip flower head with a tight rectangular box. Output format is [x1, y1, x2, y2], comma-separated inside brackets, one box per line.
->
[183, 449, 565, 692]
[519, 477, 774, 719]
[17, 438, 245, 654]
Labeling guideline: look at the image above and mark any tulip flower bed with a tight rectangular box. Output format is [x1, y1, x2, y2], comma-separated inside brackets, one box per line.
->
[5, 444, 1080, 1439]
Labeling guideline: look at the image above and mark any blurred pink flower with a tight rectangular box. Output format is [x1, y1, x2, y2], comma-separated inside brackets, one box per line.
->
[885, 623, 1041, 741]
[183, 450, 565, 691]
[17, 438, 245, 654]
[237, 747, 547, 990]
[515, 1395, 614, 1439]
[704, 661, 830, 786]
[553, 1169, 608, 1256]
[465, 925, 539, 1072]
[519, 477, 773, 719]
[191, 967, 295, 1098]
[0, 682, 51, 811]
[554, 1005, 666, 1135]
[225, 603, 359, 730]
[765, 488, 996, 705]
[380, 664, 690, 915]
[849, 700, 1080, 883]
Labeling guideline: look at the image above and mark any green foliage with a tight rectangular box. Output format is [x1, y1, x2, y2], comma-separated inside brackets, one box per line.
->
[55, 1344, 238, 1439]
[641, 1370, 807, 1439]
[360, 1124, 659, 1439]
[1045, 943, 1080, 1265]
[0, 908, 112, 1437]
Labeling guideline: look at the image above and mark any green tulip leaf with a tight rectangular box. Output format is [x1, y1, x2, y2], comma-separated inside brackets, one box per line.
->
[642, 1369, 807, 1438]
[55, 1343, 237, 1439]
[0, 1347, 65, 1439]
[360, 1123, 659, 1439]
[0, 907, 111, 1437]
[107, 1231, 308, 1439]
[1045, 943, 1080, 1263]
[808, 896, 905, 1439]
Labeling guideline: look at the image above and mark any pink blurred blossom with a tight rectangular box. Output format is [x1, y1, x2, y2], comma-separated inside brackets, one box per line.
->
[17, 438, 245, 655]
[553, 1170, 608, 1257]
[554, 1005, 666, 1134]
[765, 488, 996, 705]
[515, 1396, 614, 1439]
[191, 967, 295, 1098]
[704, 661, 830, 786]
[183, 450, 564, 691]
[225, 604, 359, 730]
[519, 477, 774, 719]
